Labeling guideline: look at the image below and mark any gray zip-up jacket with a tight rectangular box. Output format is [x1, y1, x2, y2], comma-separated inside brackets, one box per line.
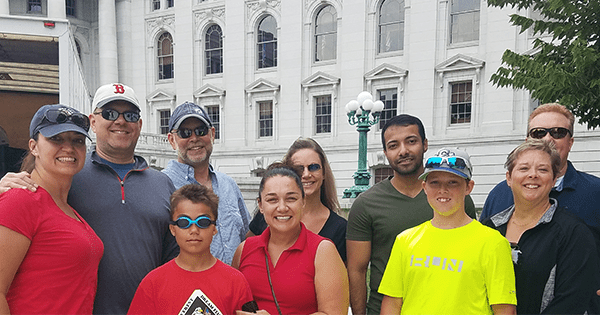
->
[68, 150, 179, 315]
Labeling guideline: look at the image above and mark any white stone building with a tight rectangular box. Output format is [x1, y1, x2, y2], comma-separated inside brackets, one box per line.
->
[2, 0, 599, 210]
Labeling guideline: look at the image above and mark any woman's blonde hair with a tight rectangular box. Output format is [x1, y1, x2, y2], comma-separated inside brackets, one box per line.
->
[505, 139, 561, 179]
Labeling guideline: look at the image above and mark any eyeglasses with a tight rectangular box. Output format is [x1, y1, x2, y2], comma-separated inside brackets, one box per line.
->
[94, 108, 140, 122]
[170, 215, 216, 229]
[41, 109, 90, 132]
[425, 156, 468, 170]
[296, 163, 322, 172]
[528, 127, 572, 139]
[173, 126, 209, 139]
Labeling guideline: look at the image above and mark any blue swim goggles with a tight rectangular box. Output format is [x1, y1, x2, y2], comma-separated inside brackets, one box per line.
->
[170, 215, 216, 229]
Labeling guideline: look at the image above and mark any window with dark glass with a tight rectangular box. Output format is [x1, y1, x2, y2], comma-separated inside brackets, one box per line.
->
[315, 95, 332, 134]
[28, 0, 42, 13]
[205, 25, 223, 75]
[206, 105, 220, 140]
[66, 0, 76, 17]
[378, 0, 404, 53]
[158, 33, 174, 80]
[450, 81, 472, 124]
[257, 16, 277, 69]
[315, 5, 337, 62]
[159, 110, 171, 134]
[152, 0, 160, 11]
[258, 101, 273, 137]
[450, 0, 480, 43]
[167, 0, 174, 8]
[378, 89, 398, 129]
[374, 167, 394, 183]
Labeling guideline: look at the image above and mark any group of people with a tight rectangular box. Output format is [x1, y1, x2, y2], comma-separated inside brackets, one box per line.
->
[0, 82, 349, 315]
[0, 80, 598, 315]
[348, 105, 600, 315]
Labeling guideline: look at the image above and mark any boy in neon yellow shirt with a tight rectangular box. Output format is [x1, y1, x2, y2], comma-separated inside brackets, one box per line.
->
[379, 148, 517, 314]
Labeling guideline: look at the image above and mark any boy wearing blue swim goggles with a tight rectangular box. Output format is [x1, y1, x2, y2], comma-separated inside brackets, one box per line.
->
[128, 184, 256, 314]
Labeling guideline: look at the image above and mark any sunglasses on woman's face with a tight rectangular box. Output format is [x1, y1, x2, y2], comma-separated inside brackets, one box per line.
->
[170, 215, 216, 229]
[295, 163, 322, 173]
[528, 127, 572, 139]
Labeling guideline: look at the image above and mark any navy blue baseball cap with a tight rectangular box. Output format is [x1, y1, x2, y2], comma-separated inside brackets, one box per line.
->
[168, 102, 212, 131]
[29, 104, 90, 139]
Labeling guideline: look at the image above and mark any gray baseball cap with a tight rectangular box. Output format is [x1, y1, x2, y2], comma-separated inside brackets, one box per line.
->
[419, 148, 473, 180]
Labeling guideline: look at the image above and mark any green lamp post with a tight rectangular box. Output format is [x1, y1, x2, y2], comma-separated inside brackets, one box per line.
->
[343, 91, 385, 198]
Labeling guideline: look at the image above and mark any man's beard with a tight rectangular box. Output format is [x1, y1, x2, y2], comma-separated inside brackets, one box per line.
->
[390, 154, 423, 176]
[178, 146, 211, 166]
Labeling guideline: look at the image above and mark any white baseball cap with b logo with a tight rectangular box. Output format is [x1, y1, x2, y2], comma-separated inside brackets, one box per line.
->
[92, 83, 141, 110]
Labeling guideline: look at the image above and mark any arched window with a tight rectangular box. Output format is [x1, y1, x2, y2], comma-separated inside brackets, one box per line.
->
[205, 24, 223, 75]
[257, 15, 277, 69]
[157, 32, 174, 80]
[378, 0, 404, 53]
[315, 5, 337, 62]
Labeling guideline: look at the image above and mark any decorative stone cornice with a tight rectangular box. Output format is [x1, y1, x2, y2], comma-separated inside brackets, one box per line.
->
[146, 15, 175, 40]
[194, 6, 225, 29]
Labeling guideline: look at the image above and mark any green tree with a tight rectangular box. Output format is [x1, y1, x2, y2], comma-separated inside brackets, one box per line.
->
[488, 0, 600, 128]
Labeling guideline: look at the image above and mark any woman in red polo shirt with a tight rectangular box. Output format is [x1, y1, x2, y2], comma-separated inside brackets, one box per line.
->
[233, 163, 348, 315]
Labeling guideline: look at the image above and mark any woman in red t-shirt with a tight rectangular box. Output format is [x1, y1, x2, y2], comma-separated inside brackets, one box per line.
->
[0, 104, 104, 314]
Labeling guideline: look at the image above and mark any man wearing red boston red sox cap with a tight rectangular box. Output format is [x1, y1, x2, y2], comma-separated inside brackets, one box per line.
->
[92, 82, 141, 110]
[162, 101, 251, 266]
[0, 83, 179, 314]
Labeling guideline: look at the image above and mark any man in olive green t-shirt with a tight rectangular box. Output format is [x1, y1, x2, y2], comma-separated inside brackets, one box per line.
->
[346, 114, 476, 315]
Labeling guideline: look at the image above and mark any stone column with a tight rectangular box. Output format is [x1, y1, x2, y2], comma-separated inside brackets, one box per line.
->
[0, 0, 9, 15]
[116, 0, 132, 85]
[47, 0, 66, 19]
[98, 0, 119, 84]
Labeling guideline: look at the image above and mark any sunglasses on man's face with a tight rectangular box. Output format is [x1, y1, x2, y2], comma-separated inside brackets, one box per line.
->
[41, 109, 90, 132]
[173, 126, 209, 139]
[94, 108, 140, 122]
[528, 127, 572, 140]
[425, 156, 468, 170]
[170, 215, 216, 229]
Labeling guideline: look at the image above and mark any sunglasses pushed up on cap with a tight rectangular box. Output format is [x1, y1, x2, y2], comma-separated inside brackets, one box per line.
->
[40, 109, 90, 132]
[170, 215, 216, 229]
[528, 127, 572, 140]
[425, 156, 469, 171]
